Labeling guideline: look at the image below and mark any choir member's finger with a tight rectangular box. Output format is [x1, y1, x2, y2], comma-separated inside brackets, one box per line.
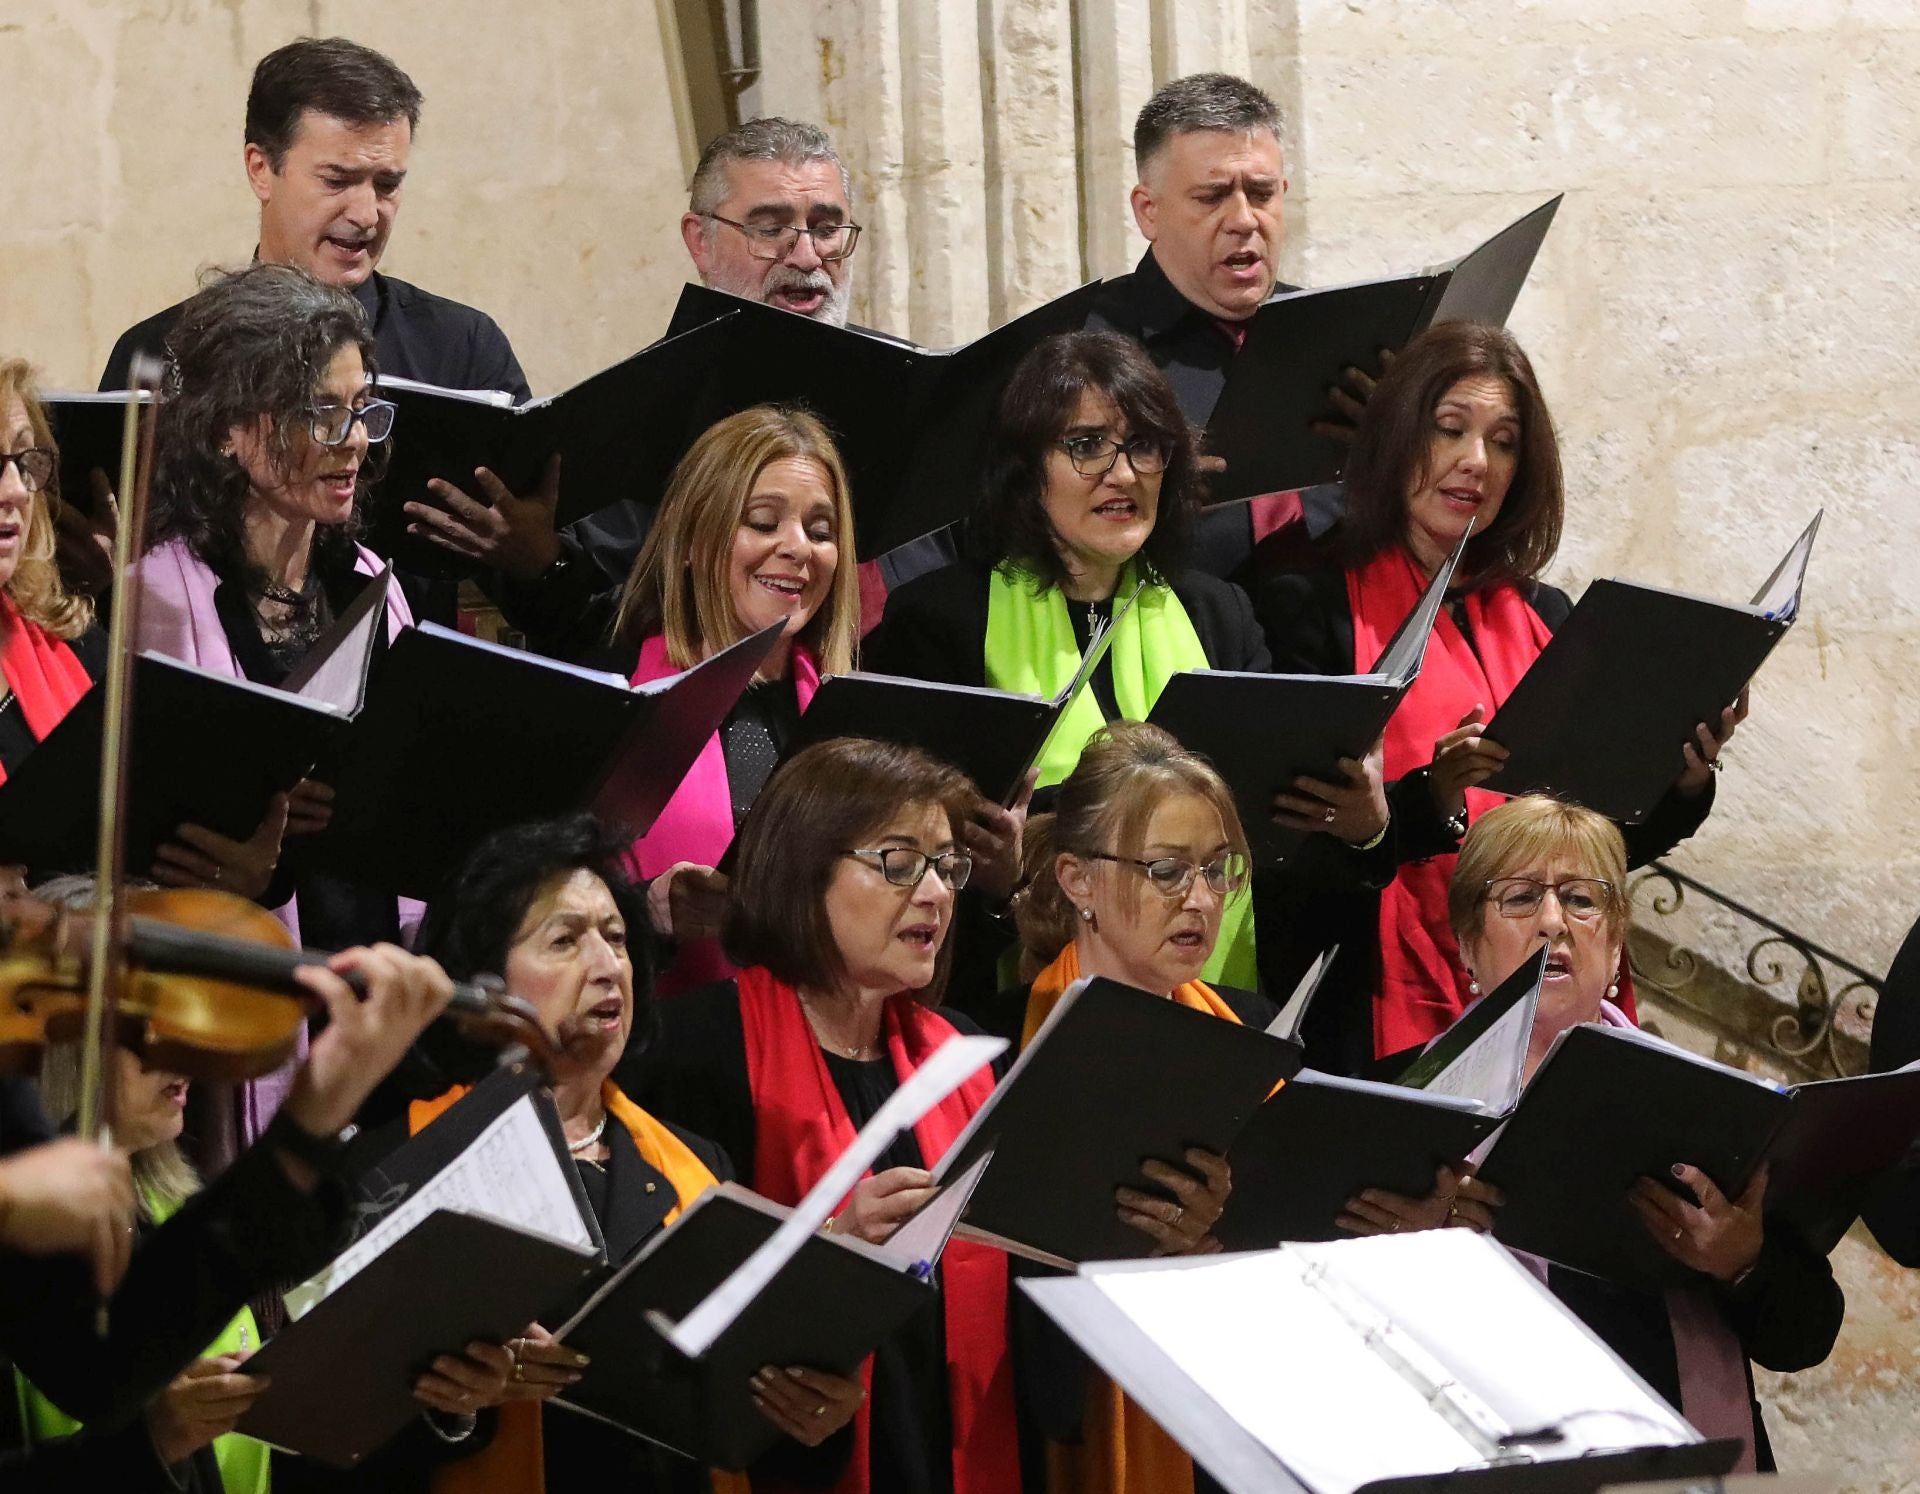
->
[1325, 384, 1367, 423]
[1729, 685, 1751, 727]
[441, 473, 506, 523]
[1733, 1163, 1768, 1214]
[1341, 363, 1378, 398]
[1194, 454, 1228, 475]
[1134, 1161, 1210, 1216]
[412, 1373, 483, 1415]
[1182, 1148, 1232, 1190]
[1671, 1163, 1730, 1216]
[866, 1166, 935, 1197]
[1454, 1174, 1505, 1210]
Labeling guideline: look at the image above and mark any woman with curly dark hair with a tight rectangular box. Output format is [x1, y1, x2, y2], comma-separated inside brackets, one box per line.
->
[867, 330, 1382, 991]
[128, 262, 415, 1165]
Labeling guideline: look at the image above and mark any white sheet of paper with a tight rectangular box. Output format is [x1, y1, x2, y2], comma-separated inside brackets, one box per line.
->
[882, 1151, 991, 1270]
[284, 1095, 593, 1319]
[1299, 1232, 1695, 1456]
[1087, 1252, 1483, 1494]
[1421, 980, 1538, 1113]
[657, 1032, 1005, 1358]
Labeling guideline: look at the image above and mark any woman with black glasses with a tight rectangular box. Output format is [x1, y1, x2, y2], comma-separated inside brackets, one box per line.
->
[629, 735, 1027, 1494]
[130, 262, 415, 1168]
[867, 331, 1386, 992]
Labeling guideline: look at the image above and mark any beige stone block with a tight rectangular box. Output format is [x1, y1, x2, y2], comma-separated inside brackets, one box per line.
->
[1, 15, 108, 236]
[1155, 0, 1251, 80]
[1297, 40, 1829, 197]
[1076, 0, 1155, 280]
[1838, 34, 1920, 182]
[1293, 0, 1734, 52]
[1743, 0, 1847, 30]
[981, 0, 1081, 322]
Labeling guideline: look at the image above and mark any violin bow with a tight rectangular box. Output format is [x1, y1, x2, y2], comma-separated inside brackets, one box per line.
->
[74, 356, 164, 1258]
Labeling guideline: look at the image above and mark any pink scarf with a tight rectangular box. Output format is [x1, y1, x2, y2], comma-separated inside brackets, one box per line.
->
[626, 633, 819, 995]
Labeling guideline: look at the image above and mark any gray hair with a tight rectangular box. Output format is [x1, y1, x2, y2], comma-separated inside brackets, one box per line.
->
[1134, 73, 1281, 176]
[688, 116, 851, 216]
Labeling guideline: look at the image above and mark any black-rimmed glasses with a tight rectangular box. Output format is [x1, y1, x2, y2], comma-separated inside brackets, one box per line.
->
[841, 846, 973, 890]
[0, 449, 55, 493]
[704, 213, 863, 262]
[1057, 433, 1168, 478]
[1088, 851, 1248, 898]
[307, 399, 397, 448]
[1484, 877, 1614, 922]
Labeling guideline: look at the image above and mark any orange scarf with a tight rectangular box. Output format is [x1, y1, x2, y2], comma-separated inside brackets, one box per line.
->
[409, 1082, 749, 1494]
[1022, 943, 1244, 1494]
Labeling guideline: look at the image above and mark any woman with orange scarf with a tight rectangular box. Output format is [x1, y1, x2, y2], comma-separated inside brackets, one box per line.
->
[630, 737, 1023, 1494]
[295, 813, 861, 1494]
[993, 720, 1268, 1494]
[1249, 322, 1739, 1075]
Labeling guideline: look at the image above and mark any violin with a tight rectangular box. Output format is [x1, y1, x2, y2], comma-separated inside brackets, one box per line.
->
[0, 886, 561, 1081]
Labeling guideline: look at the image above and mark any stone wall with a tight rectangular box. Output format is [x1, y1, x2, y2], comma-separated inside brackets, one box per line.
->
[1, 0, 700, 394]
[7, 4, 1917, 1480]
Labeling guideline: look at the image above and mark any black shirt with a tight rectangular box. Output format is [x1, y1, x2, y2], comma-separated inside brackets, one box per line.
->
[100, 270, 528, 402]
[1087, 247, 1298, 432]
[0, 627, 105, 778]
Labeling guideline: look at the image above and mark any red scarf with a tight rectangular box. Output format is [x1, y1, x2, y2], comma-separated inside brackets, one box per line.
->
[0, 596, 93, 785]
[735, 966, 1020, 1494]
[1348, 550, 1553, 1057]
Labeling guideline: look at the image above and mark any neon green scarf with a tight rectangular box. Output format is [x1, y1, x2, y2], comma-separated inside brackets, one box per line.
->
[983, 562, 1255, 987]
[14, 1187, 271, 1494]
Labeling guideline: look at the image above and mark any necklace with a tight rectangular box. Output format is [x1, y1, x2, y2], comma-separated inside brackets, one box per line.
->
[567, 1115, 607, 1154]
[799, 997, 879, 1060]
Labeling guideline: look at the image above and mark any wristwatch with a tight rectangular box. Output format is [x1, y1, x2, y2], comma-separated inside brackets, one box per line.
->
[265, 1110, 358, 1178]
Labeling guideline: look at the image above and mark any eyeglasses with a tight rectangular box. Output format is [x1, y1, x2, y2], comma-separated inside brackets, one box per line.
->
[1057, 433, 1169, 478]
[0, 449, 55, 493]
[842, 846, 973, 890]
[306, 399, 397, 448]
[704, 213, 863, 262]
[1089, 851, 1248, 898]
[1484, 877, 1615, 923]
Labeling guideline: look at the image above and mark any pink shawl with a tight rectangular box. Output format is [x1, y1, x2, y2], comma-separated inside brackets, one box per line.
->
[626, 632, 819, 994]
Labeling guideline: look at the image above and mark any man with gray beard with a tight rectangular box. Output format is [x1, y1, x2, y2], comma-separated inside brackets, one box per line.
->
[431, 119, 861, 655]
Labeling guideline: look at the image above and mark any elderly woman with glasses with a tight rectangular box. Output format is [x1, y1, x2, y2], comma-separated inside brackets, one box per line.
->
[130, 262, 414, 1167]
[869, 331, 1388, 994]
[1338, 796, 1842, 1474]
[629, 735, 1026, 1494]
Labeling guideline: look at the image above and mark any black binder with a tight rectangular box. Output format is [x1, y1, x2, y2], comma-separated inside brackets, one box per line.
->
[1481, 512, 1821, 821]
[41, 389, 151, 517]
[239, 1068, 604, 1467]
[554, 1185, 937, 1469]
[366, 316, 738, 574]
[932, 977, 1303, 1265]
[1206, 197, 1560, 501]
[0, 570, 391, 874]
[666, 280, 1103, 556]
[1217, 949, 1545, 1248]
[303, 620, 782, 896]
[1476, 1022, 1920, 1290]
[1148, 528, 1465, 862]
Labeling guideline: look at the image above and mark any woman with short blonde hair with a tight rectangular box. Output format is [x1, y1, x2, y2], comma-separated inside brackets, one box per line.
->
[614, 406, 863, 995]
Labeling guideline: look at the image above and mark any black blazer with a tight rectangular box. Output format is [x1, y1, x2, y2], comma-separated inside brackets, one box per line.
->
[866, 555, 1272, 687]
[1247, 552, 1716, 1077]
[1863, 911, 1920, 1265]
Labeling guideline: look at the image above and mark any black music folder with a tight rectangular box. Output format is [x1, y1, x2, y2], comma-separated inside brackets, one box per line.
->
[1149, 529, 1466, 862]
[1475, 1021, 1920, 1291]
[1206, 197, 1561, 502]
[553, 1181, 965, 1469]
[240, 1067, 605, 1467]
[1021, 1231, 1740, 1494]
[1481, 512, 1821, 821]
[1218, 949, 1546, 1249]
[931, 977, 1304, 1266]
[367, 315, 738, 573]
[303, 620, 783, 896]
[666, 280, 1102, 556]
[41, 389, 152, 516]
[0, 569, 392, 874]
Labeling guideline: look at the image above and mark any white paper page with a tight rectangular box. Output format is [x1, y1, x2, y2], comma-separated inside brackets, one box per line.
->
[1420, 981, 1538, 1113]
[658, 1033, 1005, 1358]
[1087, 1252, 1482, 1494]
[1749, 512, 1821, 621]
[1305, 1232, 1695, 1456]
[285, 1095, 593, 1318]
[882, 1151, 991, 1273]
[1268, 947, 1338, 1041]
[376, 372, 521, 407]
[282, 567, 391, 713]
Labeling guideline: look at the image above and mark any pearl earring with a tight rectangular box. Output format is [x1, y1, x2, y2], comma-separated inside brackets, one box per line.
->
[1467, 975, 1480, 996]
[1077, 905, 1095, 928]
[1606, 981, 1619, 1002]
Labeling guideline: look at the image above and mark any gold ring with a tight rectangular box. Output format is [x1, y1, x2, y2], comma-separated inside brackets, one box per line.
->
[1672, 1227, 1682, 1242]
[512, 1362, 525, 1383]
[813, 1404, 827, 1419]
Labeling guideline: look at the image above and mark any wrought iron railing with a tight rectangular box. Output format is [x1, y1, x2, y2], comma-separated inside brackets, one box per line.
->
[1625, 861, 1882, 1081]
